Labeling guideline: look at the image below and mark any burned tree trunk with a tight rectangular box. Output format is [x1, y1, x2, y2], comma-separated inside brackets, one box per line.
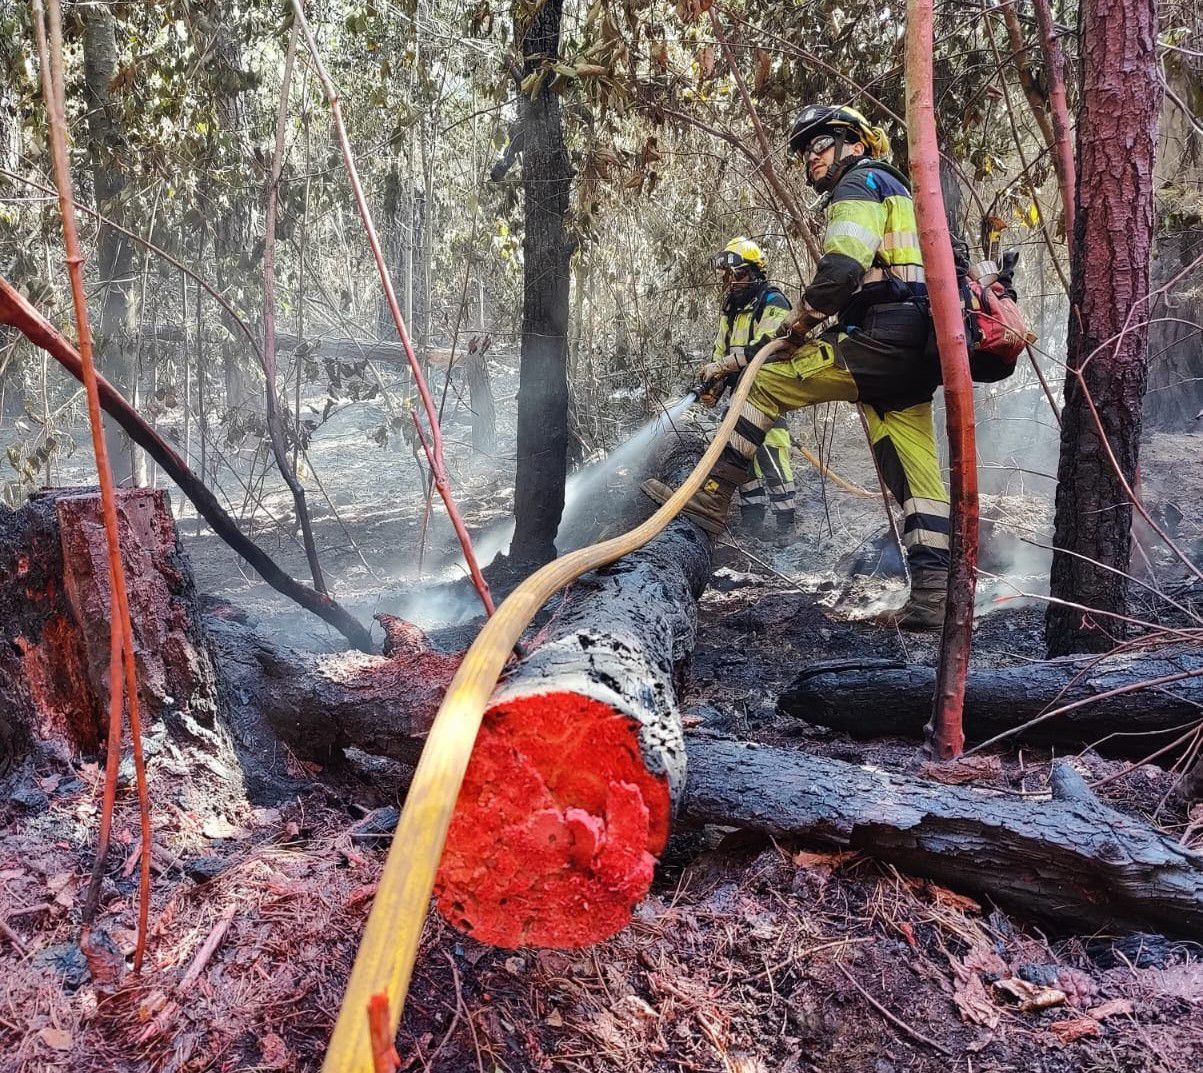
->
[0, 489, 220, 763]
[779, 651, 1203, 755]
[509, 0, 573, 566]
[1046, 0, 1162, 656]
[684, 743, 1203, 939]
[436, 512, 712, 948]
[465, 338, 496, 456]
[206, 607, 460, 777]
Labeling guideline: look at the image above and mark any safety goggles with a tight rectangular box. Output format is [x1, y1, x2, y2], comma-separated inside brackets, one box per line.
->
[801, 133, 837, 158]
[711, 250, 750, 272]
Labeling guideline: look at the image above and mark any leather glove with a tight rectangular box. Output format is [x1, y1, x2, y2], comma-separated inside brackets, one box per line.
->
[696, 348, 746, 387]
[777, 306, 826, 342]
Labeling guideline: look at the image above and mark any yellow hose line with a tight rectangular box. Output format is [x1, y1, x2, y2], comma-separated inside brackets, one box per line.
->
[321, 342, 789, 1072]
[794, 445, 874, 498]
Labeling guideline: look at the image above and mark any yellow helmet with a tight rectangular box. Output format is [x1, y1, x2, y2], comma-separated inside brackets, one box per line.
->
[712, 237, 768, 275]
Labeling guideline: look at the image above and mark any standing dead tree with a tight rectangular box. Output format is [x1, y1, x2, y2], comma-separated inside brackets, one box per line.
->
[509, 0, 574, 567]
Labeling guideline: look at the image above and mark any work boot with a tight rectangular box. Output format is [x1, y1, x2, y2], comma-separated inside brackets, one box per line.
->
[641, 459, 749, 535]
[740, 505, 769, 539]
[884, 568, 948, 631]
[771, 511, 796, 548]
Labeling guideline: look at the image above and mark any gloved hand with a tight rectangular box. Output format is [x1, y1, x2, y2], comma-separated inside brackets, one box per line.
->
[696, 348, 746, 388]
[777, 306, 826, 342]
[697, 381, 726, 408]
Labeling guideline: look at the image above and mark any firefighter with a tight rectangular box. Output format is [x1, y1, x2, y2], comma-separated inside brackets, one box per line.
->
[708, 238, 797, 543]
[644, 105, 950, 629]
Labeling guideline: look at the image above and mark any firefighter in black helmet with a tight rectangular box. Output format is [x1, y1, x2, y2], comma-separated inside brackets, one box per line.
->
[645, 105, 949, 630]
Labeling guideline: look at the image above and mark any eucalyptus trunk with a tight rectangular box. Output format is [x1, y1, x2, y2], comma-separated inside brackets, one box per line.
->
[207, 12, 257, 419]
[81, 4, 136, 483]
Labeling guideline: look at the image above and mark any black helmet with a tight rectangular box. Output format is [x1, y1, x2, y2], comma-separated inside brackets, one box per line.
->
[788, 104, 880, 157]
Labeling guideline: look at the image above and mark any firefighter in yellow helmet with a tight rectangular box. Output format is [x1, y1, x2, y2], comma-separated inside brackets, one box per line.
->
[645, 105, 950, 630]
[705, 238, 797, 543]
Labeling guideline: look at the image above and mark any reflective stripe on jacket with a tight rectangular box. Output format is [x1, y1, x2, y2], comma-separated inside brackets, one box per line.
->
[713, 285, 792, 362]
[803, 159, 926, 324]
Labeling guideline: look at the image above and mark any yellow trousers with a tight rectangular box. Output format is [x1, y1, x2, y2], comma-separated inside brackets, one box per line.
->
[742, 335, 950, 571]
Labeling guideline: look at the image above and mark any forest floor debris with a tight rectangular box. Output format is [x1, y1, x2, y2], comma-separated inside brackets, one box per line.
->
[3, 384, 1202, 1070]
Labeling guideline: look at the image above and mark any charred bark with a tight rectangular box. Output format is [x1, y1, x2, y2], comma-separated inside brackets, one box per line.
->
[1046, 0, 1162, 655]
[240, 654, 1203, 941]
[509, 0, 573, 566]
[778, 652, 1203, 755]
[204, 606, 460, 778]
[0, 489, 220, 762]
[684, 742, 1203, 939]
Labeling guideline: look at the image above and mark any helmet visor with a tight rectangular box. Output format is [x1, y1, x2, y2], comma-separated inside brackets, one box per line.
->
[711, 250, 748, 272]
[802, 133, 837, 158]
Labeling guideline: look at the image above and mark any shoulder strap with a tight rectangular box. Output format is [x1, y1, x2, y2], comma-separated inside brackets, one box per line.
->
[754, 285, 789, 323]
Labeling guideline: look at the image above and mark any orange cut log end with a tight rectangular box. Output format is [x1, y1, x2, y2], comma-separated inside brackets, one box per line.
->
[435, 690, 672, 949]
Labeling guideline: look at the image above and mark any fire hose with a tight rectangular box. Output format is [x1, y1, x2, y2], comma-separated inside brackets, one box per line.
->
[321, 337, 793, 1071]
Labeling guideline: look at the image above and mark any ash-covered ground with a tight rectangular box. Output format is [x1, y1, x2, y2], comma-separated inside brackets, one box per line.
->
[3, 357, 1203, 1071]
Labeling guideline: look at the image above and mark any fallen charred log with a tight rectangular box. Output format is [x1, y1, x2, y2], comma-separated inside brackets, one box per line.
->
[434, 511, 712, 949]
[15, 479, 1202, 949]
[267, 675, 1203, 942]
[205, 604, 461, 787]
[683, 738, 1203, 939]
[779, 652, 1203, 756]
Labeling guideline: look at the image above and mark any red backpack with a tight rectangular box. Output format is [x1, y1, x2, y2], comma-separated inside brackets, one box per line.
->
[964, 277, 1036, 383]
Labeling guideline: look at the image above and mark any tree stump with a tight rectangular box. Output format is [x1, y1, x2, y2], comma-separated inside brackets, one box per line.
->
[0, 488, 220, 762]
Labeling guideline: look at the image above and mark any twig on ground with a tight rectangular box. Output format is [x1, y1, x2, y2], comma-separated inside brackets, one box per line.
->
[177, 904, 238, 991]
[0, 918, 28, 955]
[835, 962, 952, 1056]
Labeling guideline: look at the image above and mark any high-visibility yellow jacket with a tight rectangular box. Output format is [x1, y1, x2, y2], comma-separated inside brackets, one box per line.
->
[714, 282, 792, 362]
[803, 158, 926, 325]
